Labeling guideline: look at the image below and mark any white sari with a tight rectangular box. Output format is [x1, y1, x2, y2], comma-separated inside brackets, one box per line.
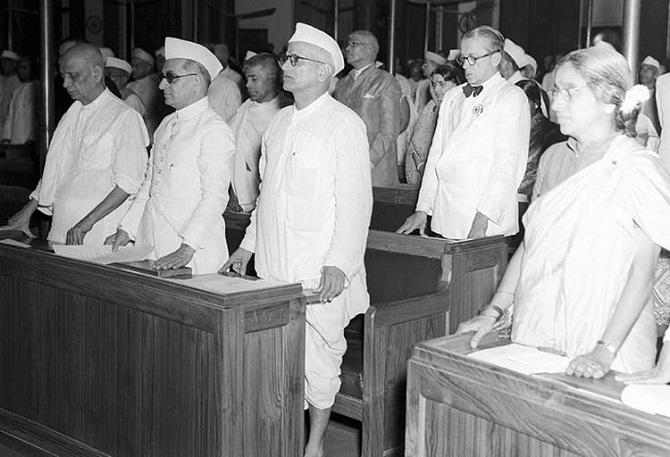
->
[512, 136, 670, 373]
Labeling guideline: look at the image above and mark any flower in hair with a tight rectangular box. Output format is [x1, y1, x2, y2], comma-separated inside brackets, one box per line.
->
[620, 84, 650, 114]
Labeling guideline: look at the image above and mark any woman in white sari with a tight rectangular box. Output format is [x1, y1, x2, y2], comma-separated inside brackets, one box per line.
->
[458, 44, 670, 379]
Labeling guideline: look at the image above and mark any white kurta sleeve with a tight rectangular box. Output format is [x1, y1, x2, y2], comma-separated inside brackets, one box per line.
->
[112, 110, 149, 195]
[239, 133, 268, 254]
[118, 156, 152, 238]
[477, 88, 530, 224]
[323, 120, 373, 279]
[179, 124, 235, 249]
[415, 95, 451, 214]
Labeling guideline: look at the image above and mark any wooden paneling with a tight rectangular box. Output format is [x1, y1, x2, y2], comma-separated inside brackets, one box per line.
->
[406, 333, 670, 457]
[0, 243, 305, 457]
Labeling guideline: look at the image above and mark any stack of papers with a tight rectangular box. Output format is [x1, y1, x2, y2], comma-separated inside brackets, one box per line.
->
[52, 244, 153, 265]
[469, 343, 571, 375]
[621, 384, 670, 417]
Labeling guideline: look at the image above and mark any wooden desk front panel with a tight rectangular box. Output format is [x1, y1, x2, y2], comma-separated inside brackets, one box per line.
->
[406, 336, 670, 457]
[0, 246, 304, 457]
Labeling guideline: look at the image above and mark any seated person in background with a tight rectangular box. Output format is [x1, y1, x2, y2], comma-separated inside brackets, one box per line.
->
[397, 26, 530, 239]
[334, 30, 402, 187]
[107, 37, 235, 275]
[515, 79, 565, 200]
[1, 44, 149, 243]
[405, 63, 464, 185]
[105, 57, 146, 116]
[230, 52, 288, 212]
[459, 45, 670, 379]
[1, 55, 38, 144]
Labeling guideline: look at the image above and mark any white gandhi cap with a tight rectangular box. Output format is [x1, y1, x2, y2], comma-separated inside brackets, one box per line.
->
[641, 56, 660, 70]
[288, 23, 344, 74]
[164, 37, 223, 80]
[504, 38, 526, 67]
[105, 57, 133, 75]
[133, 47, 155, 66]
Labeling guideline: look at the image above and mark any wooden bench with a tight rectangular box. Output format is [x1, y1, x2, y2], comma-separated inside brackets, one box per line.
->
[223, 213, 507, 457]
[371, 186, 529, 253]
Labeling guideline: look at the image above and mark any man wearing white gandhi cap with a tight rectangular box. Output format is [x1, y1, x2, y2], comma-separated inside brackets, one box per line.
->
[127, 46, 161, 136]
[223, 22, 372, 457]
[105, 57, 146, 116]
[108, 37, 236, 275]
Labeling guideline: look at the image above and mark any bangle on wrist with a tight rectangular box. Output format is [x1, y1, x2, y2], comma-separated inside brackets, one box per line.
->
[479, 304, 504, 320]
[596, 340, 617, 357]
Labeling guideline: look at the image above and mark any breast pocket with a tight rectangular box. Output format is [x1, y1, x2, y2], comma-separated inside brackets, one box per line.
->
[81, 132, 114, 170]
[285, 151, 325, 232]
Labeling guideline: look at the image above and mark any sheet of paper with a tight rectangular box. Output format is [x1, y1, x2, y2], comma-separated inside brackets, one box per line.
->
[52, 244, 154, 265]
[0, 238, 31, 248]
[173, 273, 289, 294]
[621, 384, 670, 417]
[469, 343, 571, 375]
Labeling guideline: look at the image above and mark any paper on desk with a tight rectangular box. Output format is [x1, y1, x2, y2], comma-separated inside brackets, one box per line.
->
[469, 343, 571, 375]
[52, 244, 153, 265]
[621, 384, 670, 417]
[0, 238, 31, 248]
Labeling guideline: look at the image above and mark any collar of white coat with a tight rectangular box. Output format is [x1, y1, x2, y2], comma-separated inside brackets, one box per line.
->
[463, 72, 504, 97]
[292, 91, 331, 115]
[81, 87, 113, 111]
[176, 96, 209, 120]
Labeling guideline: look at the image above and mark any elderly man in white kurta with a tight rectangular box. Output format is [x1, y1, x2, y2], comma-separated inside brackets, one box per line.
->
[230, 53, 285, 212]
[108, 37, 234, 275]
[1, 44, 148, 244]
[222, 23, 372, 457]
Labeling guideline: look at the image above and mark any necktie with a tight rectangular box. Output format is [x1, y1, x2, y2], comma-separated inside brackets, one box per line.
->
[462, 84, 483, 97]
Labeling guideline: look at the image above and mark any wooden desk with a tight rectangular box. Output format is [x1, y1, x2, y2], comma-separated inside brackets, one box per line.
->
[406, 333, 670, 457]
[0, 242, 305, 457]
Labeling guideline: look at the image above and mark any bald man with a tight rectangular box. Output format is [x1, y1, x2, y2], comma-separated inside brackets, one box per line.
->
[223, 23, 371, 457]
[1, 43, 149, 244]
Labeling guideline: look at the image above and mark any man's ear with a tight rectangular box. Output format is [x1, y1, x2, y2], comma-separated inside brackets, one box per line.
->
[491, 51, 502, 68]
[317, 64, 333, 82]
[91, 65, 104, 83]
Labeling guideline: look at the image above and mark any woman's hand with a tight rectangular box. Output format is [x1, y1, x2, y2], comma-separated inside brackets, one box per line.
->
[566, 345, 615, 379]
[456, 315, 497, 349]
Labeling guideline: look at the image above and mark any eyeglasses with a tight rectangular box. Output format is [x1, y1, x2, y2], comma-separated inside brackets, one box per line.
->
[280, 54, 327, 67]
[346, 41, 369, 49]
[550, 85, 588, 101]
[160, 72, 197, 84]
[456, 50, 499, 67]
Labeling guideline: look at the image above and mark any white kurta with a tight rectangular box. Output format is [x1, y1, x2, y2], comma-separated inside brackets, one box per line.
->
[120, 87, 146, 117]
[514, 136, 670, 373]
[239, 93, 372, 408]
[230, 96, 282, 210]
[32, 89, 149, 244]
[656, 73, 670, 170]
[1, 80, 37, 143]
[207, 72, 242, 123]
[119, 97, 234, 275]
[416, 72, 530, 238]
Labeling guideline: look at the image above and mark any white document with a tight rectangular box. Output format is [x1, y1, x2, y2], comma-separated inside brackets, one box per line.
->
[0, 239, 31, 248]
[469, 343, 571, 375]
[52, 244, 154, 265]
[621, 384, 670, 417]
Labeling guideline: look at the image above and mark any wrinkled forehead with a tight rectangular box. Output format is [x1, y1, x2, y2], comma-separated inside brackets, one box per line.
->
[348, 33, 371, 45]
[554, 62, 587, 87]
[288, 41, 325, 60]
[460, 37, 489, 55]
[244, 64, 270, 78]
[162, 58, 188, 72]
